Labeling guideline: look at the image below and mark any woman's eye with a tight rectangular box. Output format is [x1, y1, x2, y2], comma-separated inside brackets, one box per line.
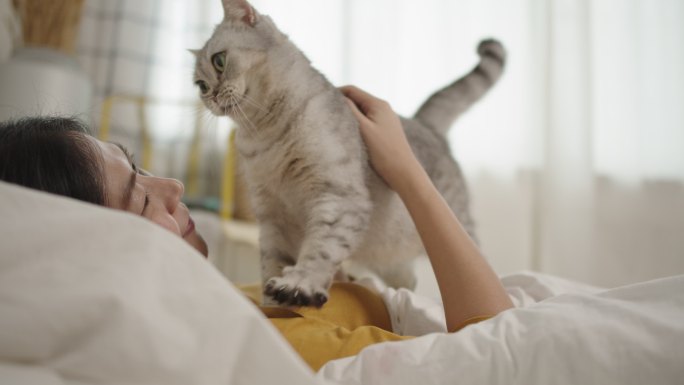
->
[195, 80, 210, 95]
[142, 192, 150, 214]
[212, 51, 226, 73]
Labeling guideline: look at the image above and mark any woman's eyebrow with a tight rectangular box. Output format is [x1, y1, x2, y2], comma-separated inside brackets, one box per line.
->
[113, 142, 137, 207]
[113, 142, 135, 168]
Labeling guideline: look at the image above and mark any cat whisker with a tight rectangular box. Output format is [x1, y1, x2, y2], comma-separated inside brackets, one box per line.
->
[231, 96, 257, 130]
[228, 104, 243, 131]
[197, 107, 215, 122]
[241, 94, 270, 113]
[240, 98, 268, 113]
[229, 97, 258, 140]
[193, 104, 218, 130]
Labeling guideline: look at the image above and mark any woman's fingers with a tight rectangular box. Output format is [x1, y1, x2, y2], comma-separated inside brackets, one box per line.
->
[340, 85, 371, 105]
[344, 97, 372, 128]
[340, 85, 385, 117]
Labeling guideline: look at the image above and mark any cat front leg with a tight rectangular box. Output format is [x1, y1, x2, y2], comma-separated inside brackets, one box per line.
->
[259, 221, 296, 306]
[264, 196, 370, 307]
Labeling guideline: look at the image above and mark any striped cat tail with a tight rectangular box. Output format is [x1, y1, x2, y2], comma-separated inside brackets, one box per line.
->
[413, 39, 506, 136]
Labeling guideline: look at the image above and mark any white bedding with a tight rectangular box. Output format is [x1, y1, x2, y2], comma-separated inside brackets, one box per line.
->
[1, 181, 683, 385]
[0, 182, 321, 385]
[322, 273, 684, 384]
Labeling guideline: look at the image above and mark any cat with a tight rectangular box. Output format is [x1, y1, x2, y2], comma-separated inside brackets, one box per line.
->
[193, 0, 506, 307]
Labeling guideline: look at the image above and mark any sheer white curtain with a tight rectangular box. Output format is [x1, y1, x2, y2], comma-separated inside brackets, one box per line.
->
[538, 0, 684, 286]
[80, 0, 684, 286]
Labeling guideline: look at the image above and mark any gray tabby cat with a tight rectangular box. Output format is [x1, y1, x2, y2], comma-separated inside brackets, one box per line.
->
[193, 0, 506, 307]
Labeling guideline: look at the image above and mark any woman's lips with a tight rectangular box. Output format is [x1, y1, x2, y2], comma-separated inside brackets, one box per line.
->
[183, 217, 195, 237]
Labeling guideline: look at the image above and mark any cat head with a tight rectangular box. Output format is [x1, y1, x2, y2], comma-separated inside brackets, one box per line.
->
[192, 0, 283, 117]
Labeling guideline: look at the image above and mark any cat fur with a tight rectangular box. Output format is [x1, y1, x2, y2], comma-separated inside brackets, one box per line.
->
[193, 0, 506, 306]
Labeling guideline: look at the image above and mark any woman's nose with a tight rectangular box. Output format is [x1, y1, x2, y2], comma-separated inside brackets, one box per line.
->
[163, 178, 185, 209]
[145, 176, 185, 211]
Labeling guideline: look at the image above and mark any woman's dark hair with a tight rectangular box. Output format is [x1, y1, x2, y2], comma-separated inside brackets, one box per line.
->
[0, 116, 107, 205]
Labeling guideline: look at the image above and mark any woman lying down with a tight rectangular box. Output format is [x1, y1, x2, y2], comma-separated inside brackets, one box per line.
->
[0, 86, 513, 371]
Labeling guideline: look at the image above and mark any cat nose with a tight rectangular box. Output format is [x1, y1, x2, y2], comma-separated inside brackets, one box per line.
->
[225, 85, 237, 95]
[217, 86, 238, 99]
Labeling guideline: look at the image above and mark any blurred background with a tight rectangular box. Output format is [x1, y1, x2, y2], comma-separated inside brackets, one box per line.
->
[1, 0, 682, 290]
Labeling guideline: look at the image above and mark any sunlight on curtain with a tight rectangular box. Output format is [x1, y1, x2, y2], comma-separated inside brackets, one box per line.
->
[148, 0, 227, 142]
[539, 0, 684, 286]
[592, 0, 684, 182]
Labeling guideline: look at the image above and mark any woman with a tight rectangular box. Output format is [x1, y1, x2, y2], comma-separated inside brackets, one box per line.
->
[0, 115, 209, 256]
[0, 86, 513, 370]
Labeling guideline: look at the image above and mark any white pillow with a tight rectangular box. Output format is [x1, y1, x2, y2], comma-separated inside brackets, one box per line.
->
[0, 181, 325, 385]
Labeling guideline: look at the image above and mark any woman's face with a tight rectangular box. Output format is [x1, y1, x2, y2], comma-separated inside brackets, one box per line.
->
[91, 137, 208, 257]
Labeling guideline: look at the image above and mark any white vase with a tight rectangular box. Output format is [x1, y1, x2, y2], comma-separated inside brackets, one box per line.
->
[0, 47, 93, 123]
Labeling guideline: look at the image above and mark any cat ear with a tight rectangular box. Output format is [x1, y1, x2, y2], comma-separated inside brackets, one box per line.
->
[222, 0, 257, 27]
[187, 49, 201, 57]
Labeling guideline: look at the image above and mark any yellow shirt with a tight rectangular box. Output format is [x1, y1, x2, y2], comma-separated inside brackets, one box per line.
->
[240, 282, 489, 371]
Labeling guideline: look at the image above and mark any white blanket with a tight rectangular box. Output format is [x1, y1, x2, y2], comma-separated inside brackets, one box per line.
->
[321, 273, 684, 384]
[2, 181, 683, 385]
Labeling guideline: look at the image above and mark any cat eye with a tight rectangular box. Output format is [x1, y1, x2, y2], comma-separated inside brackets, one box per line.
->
[195, 80, 210, 95]
[212, 51, 227, 73]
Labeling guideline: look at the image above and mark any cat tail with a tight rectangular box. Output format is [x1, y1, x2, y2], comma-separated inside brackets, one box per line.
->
[413, 39, 506, 136]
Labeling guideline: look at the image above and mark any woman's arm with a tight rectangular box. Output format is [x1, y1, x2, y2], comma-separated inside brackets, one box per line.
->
[341, 85, 513, 332]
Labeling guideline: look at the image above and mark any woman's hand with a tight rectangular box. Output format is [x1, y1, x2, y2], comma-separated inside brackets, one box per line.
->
[340, 85, 423, 192]
[341, 85, 513, 332]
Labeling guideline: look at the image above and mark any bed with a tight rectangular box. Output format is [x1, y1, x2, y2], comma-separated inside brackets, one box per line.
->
[1, 180, 682, 385]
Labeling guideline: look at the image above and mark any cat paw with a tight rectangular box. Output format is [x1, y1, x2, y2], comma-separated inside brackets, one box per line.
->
[263, 267, 331, 307]
[477, 39, 506, 63]
[261, 296, 281, 307]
